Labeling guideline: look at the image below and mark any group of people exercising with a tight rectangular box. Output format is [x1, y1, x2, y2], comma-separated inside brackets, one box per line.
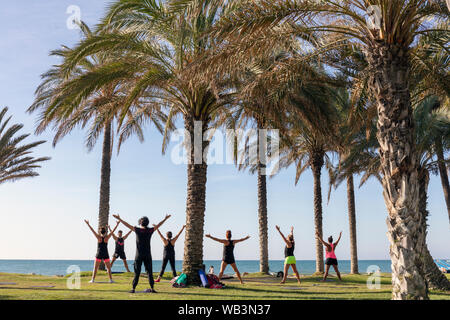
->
[84, 214, 342, 293]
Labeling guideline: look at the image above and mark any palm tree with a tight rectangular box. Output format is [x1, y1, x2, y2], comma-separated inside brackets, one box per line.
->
[239, 58, 339, 274]
[277, 87, 338, 273]
[223, 56, 288, 274]
[435, 134, 450, 223]
[413, 96, 450, 290]
[0, 107, 49, 184]
[340, 95, 450, 290]
[227, 106, 271, 274]
[327, 87, 374, 275]
[59, 0, 237, 283]
[410, 27, 450, 224]
[209, 0, 448, 299]
[28, 22, 166, 240]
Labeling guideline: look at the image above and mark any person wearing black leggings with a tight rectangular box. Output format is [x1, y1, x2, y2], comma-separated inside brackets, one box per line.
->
[155, 225, 185, 282]
[113, 213, 171, 293]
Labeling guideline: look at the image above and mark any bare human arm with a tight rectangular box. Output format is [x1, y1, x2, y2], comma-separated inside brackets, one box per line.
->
[84, 220, 100, 240]
[334, 231, 343, 247]
[205, 234, 228, 244]
[153, 214, 171, 230]
[315, 231, 328, 246]
[171, 225, 186, 244]
[112, 214, 135, 232]
[233, 235, 250, 244]
[276, 226, 291, 247]
[156, 228, 169, 246]
[108, 225, 118, 241]
[123, 230, 133, 240]
[106, 220, 120, 241]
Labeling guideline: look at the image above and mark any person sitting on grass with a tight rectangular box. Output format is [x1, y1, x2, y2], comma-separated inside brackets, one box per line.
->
[205, 230, 250, 284]
[316, 231, 343, 282]
[84, 219, 119, 283]
[155, 225, 185, 283]
[112, 213, 171, 293]
[275, 225, 301, 285]
[108, 227, 132, 273]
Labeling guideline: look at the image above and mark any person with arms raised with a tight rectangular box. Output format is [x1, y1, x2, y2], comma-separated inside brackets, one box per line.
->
[113, 213, 171, 293]
[84, 219, 119, 283]
[206, 230, 250, 284]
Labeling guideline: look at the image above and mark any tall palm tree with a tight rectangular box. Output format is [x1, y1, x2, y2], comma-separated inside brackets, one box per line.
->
[279, 126, 329, 273]
[340, 95, 450, 290]
[60, 0, 237, 283]
[223, 56, 287, 274]
[245, 58, 339, 274]
[227, 106, 271, 274]
[327, 87, 374, 275]
[28, 22, 166, 239]
[0, 107, 49, 184]
[410, 27, 450, 224]
[276, 84, 338, 273]
[414, 96, 450, 290]
[210, 0, 448, 299]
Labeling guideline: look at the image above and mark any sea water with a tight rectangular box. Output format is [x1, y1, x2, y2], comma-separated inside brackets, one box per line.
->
[0, 259, 394, 276]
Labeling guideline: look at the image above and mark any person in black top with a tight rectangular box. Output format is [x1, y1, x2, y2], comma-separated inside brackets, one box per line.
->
[84, 219, 119, 283]
[155, 225, 186, 282]
[108, 227, 133, 273]
[276, 226, 301, 285]
[113, 213, 171, 293]
[206, 230, 250, 284]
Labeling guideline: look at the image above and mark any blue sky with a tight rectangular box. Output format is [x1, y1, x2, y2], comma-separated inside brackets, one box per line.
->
[0, 1, 448, 263]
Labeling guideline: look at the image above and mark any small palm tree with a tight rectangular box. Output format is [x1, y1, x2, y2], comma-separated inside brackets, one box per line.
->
[0, 107, 49, 184]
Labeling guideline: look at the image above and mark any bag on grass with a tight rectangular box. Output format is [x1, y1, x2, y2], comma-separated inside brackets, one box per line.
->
[206, 274, 224, 288]
[176, 273, 187, 285]
[199, 269, 209, 288]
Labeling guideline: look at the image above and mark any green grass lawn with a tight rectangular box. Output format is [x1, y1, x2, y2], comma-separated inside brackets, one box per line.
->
[0, 272, 449, 300]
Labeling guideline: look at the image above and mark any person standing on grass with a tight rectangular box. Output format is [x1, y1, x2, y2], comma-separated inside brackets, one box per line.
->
[316, 231, 343, 281]
[205, 230, 250, 284]
[112, 213, 171, 293]
[155, 225, 185, 282]
[108, 227, 132, 273]
[84, 219, 119, 283]
[275, 225, 301, 285]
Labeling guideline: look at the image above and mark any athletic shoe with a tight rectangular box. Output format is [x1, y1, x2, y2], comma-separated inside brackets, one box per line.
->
[129, 289, 135, 293]
[89, 279, 95, 283]
[154, 278, 161, 283]
[109, 279, 115, 283]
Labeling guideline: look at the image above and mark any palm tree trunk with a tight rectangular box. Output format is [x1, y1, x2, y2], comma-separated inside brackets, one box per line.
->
[98, 122, 112, 271]
[256, 118, 269, 274]
[182, 115, 209, 284]
[310, 150, 324, 273]
[418, 168, 450, 291]
[346, 175, 358, 274]
[435, 137, 450, 224]
[368, 43, 428, 299]
[257, 163, 269, 274]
